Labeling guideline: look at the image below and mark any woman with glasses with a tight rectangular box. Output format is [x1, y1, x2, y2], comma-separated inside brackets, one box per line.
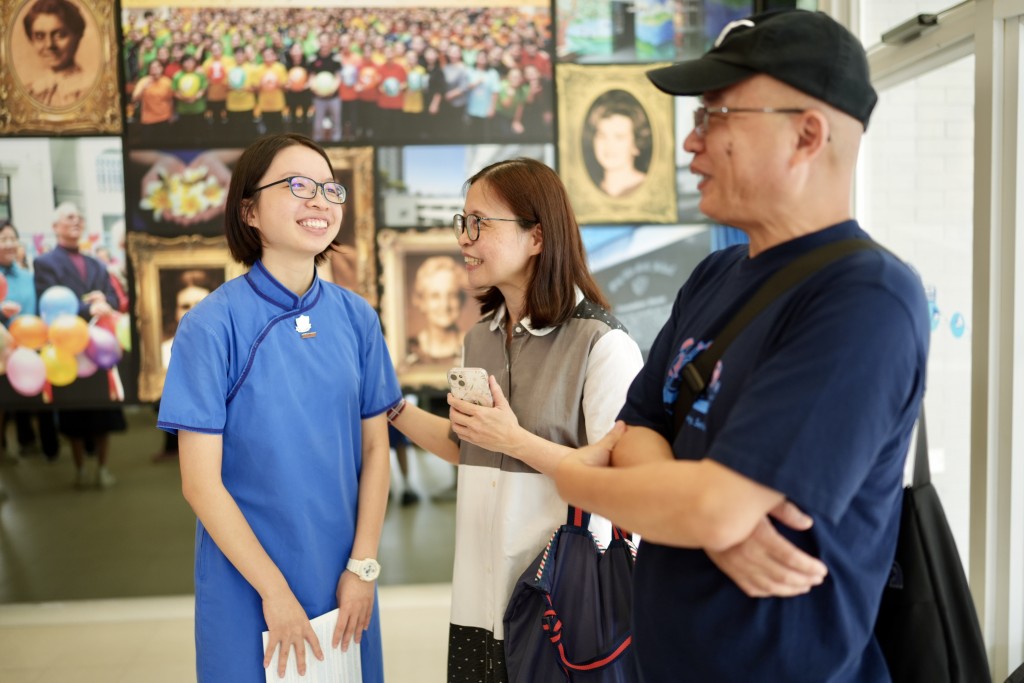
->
[158, 133, 400, 683]
[387, 157, 644, 683]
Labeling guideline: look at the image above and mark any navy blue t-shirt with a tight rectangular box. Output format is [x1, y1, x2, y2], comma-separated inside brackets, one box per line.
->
[619, 221, 930, 682]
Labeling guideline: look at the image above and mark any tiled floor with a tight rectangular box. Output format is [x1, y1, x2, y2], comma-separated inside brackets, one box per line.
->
[0, 406, 457, 681]
[0, 584, 451, 682]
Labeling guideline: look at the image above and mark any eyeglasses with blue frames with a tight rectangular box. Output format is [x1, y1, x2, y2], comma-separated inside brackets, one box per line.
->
[250, 176, 347, 204]
[692, 105, 807, 138]
[452, 213, 534, 242]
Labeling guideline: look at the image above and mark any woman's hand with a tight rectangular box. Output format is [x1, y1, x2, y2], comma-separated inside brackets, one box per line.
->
[262, 590, 324, 678]
[332, 571, 375, 651]
[705, 500, 828, 598]
[448, 375, 522, 454]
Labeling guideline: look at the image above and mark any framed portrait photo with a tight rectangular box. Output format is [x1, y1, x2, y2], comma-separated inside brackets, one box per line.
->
[0, 0, 121, 135]
[127, 233, 247, 402]
[557, 63, 677, 224]
[378, 228, 481, 390]
[319, 145, 377, 305]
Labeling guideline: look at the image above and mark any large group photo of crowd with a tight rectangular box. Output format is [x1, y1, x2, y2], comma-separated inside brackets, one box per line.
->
[121, 4, 555, 148]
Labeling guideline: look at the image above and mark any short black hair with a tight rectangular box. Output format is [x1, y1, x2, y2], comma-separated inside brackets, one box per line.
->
[23, 0, 85, 41]
[225, 133, 337, 267]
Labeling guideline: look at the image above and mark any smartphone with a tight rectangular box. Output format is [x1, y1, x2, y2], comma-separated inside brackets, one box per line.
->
[447, 367, 493, 407]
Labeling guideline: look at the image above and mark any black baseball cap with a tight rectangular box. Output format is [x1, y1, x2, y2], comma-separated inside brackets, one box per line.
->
[647, 10, 877, 129]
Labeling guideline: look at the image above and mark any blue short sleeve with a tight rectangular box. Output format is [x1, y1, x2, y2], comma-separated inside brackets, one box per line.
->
[354, 300, 401, 419]
[157, 311, 230, 435]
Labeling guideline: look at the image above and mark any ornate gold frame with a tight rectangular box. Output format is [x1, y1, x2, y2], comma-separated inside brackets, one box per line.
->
[127, 233, 247, 402]
[557, 63, 677, 224]
[324, 146, 377, 306]
[0, 0, 121, 134]
[378, 227, 476, 390]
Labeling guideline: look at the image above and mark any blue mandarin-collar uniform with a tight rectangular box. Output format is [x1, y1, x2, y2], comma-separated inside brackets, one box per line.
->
[158, 260, 400, 682]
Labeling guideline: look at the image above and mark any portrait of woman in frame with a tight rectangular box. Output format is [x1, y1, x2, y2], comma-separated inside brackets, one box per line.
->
[0, 0, 120, 134]
[557, 63, 677, 224]
[378, 228, 480, 389]
[127, 233, 246, 402]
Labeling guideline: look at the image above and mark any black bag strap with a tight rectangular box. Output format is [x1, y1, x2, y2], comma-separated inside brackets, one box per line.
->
[672, 238, 882, 434]
[913, 406, 930, 488]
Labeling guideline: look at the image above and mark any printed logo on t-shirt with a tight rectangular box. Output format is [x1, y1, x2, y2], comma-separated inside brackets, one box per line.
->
[663, 336, 711, 412]
[687, 360, 723, 432]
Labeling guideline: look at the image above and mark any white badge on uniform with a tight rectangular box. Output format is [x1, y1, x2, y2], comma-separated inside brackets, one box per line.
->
[295, 314, 316, 339]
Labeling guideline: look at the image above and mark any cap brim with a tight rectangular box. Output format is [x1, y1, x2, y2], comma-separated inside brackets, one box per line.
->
[646, 57, 757, 96]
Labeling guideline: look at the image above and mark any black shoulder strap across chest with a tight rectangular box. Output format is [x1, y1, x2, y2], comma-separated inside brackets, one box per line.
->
[672, 238, 882, 435]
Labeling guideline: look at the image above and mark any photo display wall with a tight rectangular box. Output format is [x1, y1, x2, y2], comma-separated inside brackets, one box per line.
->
[0, 0, 784, 405]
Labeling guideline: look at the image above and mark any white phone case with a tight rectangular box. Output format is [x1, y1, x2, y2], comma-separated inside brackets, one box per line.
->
[447, 367, 493, 407]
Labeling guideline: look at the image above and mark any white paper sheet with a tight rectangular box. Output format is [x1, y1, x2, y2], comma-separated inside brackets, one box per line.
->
[262, 608, 362, 683]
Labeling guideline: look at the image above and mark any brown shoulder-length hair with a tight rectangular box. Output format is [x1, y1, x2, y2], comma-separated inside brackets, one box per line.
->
[225, 133, 338, 267]
[466, 158, 609, 329]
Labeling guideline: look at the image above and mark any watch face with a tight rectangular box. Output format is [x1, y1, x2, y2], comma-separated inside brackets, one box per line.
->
[351, 558, 380, 581]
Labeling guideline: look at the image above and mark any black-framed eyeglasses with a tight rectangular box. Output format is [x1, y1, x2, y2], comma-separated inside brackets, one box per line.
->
[250, 176, 347, 204]
[452, 213, 533, 242]
[692, 105, 807, 138]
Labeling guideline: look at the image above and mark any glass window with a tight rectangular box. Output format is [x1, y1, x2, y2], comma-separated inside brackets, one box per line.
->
[859, 54, 975, 573]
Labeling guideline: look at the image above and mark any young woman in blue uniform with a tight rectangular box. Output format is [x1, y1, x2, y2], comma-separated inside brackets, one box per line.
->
[158, 133, 400, 682]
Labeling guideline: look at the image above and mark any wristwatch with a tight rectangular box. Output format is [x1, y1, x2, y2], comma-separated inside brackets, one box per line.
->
[346, 557, 381, 582]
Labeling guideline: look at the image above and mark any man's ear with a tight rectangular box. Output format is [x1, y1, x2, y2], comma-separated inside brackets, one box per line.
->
[793, 110, 831, 161]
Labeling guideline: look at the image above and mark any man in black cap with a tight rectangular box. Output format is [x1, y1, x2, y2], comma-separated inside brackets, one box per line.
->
[555, 10, 930, 681]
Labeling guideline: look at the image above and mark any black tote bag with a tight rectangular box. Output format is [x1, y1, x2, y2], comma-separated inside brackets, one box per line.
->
[503, 507, 639, 683]
[875, 409, 991, 682]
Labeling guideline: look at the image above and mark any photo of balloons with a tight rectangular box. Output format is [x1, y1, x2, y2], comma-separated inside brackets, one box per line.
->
[0, 288, 132, 397]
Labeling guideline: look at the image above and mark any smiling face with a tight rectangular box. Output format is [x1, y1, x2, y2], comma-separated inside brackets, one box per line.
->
[593, 113, 639, 173]
[0, 226, 19, 267]
[245, 144, 342, 266]
[458, 179, 541, 301]
[52, 205, 84, 249]
[29, 12, 81, 72]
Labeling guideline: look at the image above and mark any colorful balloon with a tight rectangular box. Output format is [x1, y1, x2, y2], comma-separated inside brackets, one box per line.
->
[227, 66, 247, 90]
[177, 72, 201, 98]
[9, 314, 48, 350]
[85, 325, 121, 370]
[95, 312, 118, 335]
[310, 71, 338, 98]
[115, 314, 132, 351]
[287, 66, 308, 91]
[40, 344, 77, 387]
[260, 70, 280, 91]
[76, 352, 98, 378]
[6, 347, 46, 396]
[381, 76, 401, 98]
[0, 271, 8, 302]
[38, 286, 80, 323]
[48, 314, 90, 355]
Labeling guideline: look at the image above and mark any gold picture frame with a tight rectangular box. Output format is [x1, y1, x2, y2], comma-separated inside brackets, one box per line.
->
[378, 228, 481, 390]
[0, 0, 121, 134]
[127, 233, 247, 402]
[320, 146, 378, 306]
[557, 63, 677, 224]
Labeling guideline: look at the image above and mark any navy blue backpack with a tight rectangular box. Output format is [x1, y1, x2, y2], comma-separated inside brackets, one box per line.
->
[503, 507, 638, 682]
